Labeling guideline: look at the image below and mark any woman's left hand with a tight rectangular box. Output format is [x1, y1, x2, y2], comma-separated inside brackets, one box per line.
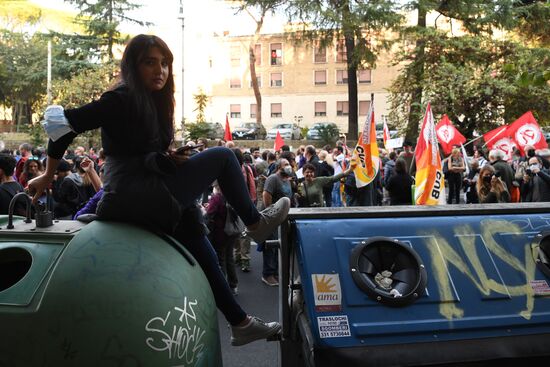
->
[168, 149, 190, 165]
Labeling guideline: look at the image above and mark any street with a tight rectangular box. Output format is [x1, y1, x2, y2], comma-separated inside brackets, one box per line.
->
[218, 244, 279, 367]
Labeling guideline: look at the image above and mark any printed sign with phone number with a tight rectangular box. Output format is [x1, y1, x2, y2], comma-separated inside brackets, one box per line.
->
[317, 315, 351, 338]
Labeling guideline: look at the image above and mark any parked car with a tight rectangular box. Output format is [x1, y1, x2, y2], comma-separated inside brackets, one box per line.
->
[232, 122, 267, 140]
[306, 122, 339, 140]
[267, 123, 302, 140]
[205, 122, 225, 140]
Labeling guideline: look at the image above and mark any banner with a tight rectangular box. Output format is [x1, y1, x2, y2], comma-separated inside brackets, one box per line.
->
[414, 103, 446, 205]
[435, 114, 466, 155]
[352, 101, 380, 188]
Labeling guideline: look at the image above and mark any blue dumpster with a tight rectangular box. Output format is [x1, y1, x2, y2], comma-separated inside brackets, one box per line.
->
[279, 203, 550, 366]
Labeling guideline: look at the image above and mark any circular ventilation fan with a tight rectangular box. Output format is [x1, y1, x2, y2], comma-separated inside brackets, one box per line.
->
[349, 237, 427, 307]
[533, 232, 550, 278]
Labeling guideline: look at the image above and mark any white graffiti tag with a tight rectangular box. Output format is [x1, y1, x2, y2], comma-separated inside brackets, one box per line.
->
[145, 297, 206, 365]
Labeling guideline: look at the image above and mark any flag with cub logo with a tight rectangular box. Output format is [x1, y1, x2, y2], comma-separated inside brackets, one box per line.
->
[352, 101, 380, 187]
[414, 103, 446, 205]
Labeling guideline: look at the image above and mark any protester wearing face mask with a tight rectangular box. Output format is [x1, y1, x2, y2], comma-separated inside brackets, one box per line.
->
[521, 156, 550, 202]
[514, 145, 536, 183]
[477, 165, 510, 203]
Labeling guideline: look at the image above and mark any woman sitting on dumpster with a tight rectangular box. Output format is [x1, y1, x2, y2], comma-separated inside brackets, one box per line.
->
[28, 34, 289, 347]
[296, 162, 354, 207]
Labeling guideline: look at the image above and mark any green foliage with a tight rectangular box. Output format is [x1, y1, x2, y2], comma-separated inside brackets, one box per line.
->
[388, 31, 550, 138]
[48, 61, 118, 148]
[52, 61, 117, 109]
[184, 122, 212, 141]
[512, 1, 550, 47]
[0, 0, 42, 30]
[317, 124, 340, 145]
[0, 30, 48, 123]
[193, 89, 209, 124]
[21, 120, 47, 148]
[240, 0, 404, 140]
[301, 126, 309, 139]
[66, 0, 150, 60]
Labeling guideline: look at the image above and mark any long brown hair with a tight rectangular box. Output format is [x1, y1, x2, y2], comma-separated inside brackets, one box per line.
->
[117, 34, 175, 150]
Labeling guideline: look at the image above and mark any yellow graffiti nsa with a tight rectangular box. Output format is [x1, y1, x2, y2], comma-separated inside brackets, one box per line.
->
[421, 219, 537, 321]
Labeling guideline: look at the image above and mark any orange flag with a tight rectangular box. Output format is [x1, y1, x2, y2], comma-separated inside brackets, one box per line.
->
[352, 101, 379, 187]
[414, 103, 446, 205]
[224, 114, 233, 141]
[274, 131, 285, 151]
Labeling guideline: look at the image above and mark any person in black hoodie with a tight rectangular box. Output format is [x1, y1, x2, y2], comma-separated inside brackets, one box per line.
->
[28, 34, 288, 347]
[0, 153, 24, 215]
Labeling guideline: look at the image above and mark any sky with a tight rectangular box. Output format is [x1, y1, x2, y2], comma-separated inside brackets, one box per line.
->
[29, 0, 286, 36]
[28, 0, 287, 122]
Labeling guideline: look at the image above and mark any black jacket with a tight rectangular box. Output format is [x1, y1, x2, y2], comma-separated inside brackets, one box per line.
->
[48, 87, 181, 233]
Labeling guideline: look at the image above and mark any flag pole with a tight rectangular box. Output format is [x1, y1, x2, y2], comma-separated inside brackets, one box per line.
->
[481, 126, 507, 148]
[462, 135, 484, 147]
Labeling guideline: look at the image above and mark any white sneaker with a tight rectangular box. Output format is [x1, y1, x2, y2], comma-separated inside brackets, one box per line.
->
[230, 317, 281, 346]
[246, 197, 291, 243]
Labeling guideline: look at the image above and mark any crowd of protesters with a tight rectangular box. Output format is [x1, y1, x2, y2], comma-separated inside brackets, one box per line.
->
[0, 143, 104, 218]
[2, 135, 550, 292]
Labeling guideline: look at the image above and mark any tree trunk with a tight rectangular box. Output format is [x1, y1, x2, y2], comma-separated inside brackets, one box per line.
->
[249, 13, 265, 129]
[343, 2, 358, 141]
[405, 3, 427, 143]
[107, 0, 114, 61]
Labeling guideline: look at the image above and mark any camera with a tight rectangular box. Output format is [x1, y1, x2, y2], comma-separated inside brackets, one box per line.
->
[525, 168, 533, 176]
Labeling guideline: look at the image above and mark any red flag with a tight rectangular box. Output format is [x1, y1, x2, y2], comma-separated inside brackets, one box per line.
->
[224, 114, 233, 141]
[382, 118, 390, 150]
[483, 125, 508, 149]
[274, 131, 285, 151]
[435, 114, 466, 155]
[506, 111, 547, 154]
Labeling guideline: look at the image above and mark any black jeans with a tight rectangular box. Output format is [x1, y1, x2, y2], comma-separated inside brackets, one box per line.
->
[165, 147, 261, 226]
[165, 147, 262, 326]
[447, 172, 462, 204]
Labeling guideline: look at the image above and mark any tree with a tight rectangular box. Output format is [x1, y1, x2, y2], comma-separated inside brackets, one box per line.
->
[51, 61, 118, 148]
[394, 0, 550, 142]
[317, 123, 340, 145]
[272, 0, 402, 140]
[184, 123, 212, 141]
[65, 0, 150, 61]
[388, 32, 550, 139]
[193, 89, 209, 123]
[0, 30, 48, 129]
[235, 0, 284, 130]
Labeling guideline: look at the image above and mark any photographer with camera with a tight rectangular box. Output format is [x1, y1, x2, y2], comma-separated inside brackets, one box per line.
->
[477, 165, 510, 203]
[521, 156, 550, 202]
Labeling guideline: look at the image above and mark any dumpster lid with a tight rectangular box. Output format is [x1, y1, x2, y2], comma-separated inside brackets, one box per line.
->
[288, 202, 550, 220]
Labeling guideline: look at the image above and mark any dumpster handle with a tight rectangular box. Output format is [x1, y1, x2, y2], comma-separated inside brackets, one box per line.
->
[34, 190, 54, 228]
[7, 192, 32, 229]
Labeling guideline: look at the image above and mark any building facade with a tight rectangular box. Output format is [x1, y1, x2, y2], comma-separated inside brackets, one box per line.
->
[208, 31, 400, 134]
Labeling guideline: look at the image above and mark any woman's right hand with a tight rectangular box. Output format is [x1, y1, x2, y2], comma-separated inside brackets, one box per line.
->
[27, 173, 53, 204]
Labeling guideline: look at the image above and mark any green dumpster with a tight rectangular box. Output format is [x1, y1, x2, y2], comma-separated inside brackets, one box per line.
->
[0, 217, 221, 367]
